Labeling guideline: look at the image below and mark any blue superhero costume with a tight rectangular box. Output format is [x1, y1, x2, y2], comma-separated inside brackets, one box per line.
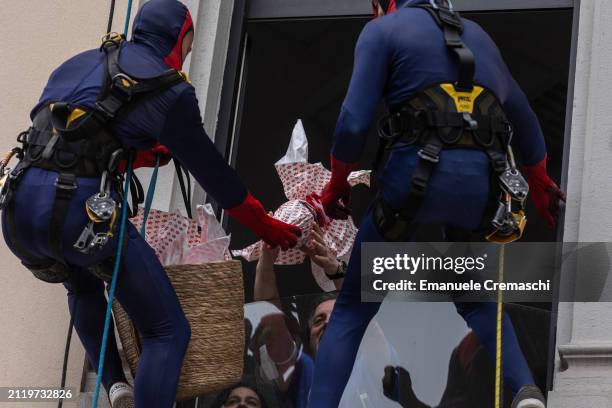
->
[308, 1, 559, 406]
[1, 1, 300, 406]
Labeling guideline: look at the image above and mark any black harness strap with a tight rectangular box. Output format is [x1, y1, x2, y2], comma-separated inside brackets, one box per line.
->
[95, 41, 185, 122]
[374, 130, 445, 241]
[417, 3, 475, 91]
[174, 158, 193, 219]
[50, 173, 78, 260]
[129, 171, 145, 218]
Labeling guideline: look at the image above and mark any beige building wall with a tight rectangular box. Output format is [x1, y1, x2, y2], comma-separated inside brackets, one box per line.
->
[0, 2, 130, 406]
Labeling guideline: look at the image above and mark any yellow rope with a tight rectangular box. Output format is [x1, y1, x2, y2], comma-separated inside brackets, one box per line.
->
[495, 244, 505, 408]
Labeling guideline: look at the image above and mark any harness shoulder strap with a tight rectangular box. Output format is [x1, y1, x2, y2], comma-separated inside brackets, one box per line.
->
[414, 2, 475, 92]
[95, 41, 186, 121]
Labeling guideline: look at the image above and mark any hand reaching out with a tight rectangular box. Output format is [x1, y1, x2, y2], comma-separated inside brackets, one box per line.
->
[301, 224, 341, 278]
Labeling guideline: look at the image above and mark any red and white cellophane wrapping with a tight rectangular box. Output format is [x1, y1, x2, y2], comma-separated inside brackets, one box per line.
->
[132, 204, 231, 267]
[232, 120, 370, 291]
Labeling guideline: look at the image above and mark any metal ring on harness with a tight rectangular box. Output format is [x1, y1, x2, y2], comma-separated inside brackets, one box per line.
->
[16, 129, 30, 146]
[25, 138, 45, 162]
[100, 32, 125, 50]
[438, 125, 464, 145]
[417, 110, 466, 146]
[379, 112, 421, 146]
[441, 112, 479, 145]
[473, 117, 505, 148]
[110, 73, 137, 101]
[53, 149, 80, 170]
[377, 114, 397, 140]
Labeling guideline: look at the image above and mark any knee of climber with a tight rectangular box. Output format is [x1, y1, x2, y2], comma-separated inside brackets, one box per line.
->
[63, 271, 105, 297]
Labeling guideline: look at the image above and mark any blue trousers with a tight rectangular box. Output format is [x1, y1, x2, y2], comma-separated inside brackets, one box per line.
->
[308, 148, 535, 407]
[2, 168, 190, 407]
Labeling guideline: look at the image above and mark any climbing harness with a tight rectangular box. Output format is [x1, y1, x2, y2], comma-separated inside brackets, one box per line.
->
[372, 0, 529, 244]
[2, 27, 186, 282]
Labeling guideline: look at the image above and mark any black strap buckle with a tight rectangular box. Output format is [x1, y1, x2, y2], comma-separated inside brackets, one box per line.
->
[95, 100, 118, 119]
[417, 145, 440, 163]
[55, 173, 77, 192]
[8, 166, 23, 182]
[411, 174, 429, 193]
[110, 73, 136, 100]
[95, 73, 137, 119]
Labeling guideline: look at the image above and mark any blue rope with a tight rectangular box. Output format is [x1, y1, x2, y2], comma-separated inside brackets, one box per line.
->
[91, 2, 135, 405]
[91, 153, 134, 407]
[140, 156, 161, 237]
[123, 0, 134, 37]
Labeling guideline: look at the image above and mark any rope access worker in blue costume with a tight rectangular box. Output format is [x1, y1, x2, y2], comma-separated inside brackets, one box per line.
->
[308, 1, 565, 407]
[0, 1, 301, 407]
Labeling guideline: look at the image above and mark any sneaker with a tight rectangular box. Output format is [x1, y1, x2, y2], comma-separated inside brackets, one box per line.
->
[511, 385, 546, 408]
[109, 382, 134, 408]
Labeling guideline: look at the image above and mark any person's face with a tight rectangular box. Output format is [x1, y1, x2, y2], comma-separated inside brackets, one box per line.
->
[181, 30, 194, 63]
[371, 1, 386, 18]
[309, 299, 336, 353]
[223, 387, 262, 408]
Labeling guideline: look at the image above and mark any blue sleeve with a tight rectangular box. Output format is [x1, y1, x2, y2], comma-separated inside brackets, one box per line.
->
[502, 76, 547, 165]
[287, 353, 314, 408]
[158, 87, 247, 209]
[331, 21, 391, 163]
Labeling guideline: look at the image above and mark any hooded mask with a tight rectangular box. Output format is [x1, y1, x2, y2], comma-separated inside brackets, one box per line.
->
[131, 0, 194, 70]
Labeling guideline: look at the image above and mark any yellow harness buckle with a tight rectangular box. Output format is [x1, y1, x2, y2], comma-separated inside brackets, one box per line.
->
[440, 83, 484, 113]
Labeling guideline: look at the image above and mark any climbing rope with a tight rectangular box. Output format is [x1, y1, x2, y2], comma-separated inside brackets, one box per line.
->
[495, 244, 505, 408]
[92, 153, 134, 408]
[91, 2, 135, 406]
[123, 0, 134, 38]
[106, 0, 116, 34]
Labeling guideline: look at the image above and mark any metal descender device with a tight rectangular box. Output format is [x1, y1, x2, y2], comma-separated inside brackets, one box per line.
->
[487, 147, 529, 244]
[74, 149, 123, 254]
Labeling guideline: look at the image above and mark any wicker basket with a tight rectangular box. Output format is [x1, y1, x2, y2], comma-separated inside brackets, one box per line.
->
[112, 260, 245, 400]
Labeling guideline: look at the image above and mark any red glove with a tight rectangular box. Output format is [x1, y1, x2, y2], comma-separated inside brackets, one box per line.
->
[226, 193, 302, 250]
[119, 143, 172, 173]
[318, 155, 358, 220]
[523, 155, 566, 229]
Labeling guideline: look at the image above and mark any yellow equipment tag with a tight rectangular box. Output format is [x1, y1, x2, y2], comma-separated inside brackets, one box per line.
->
[178, 70, 191, 84]
[67, 108, 87, 127]
[440, 83, 484, 113]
